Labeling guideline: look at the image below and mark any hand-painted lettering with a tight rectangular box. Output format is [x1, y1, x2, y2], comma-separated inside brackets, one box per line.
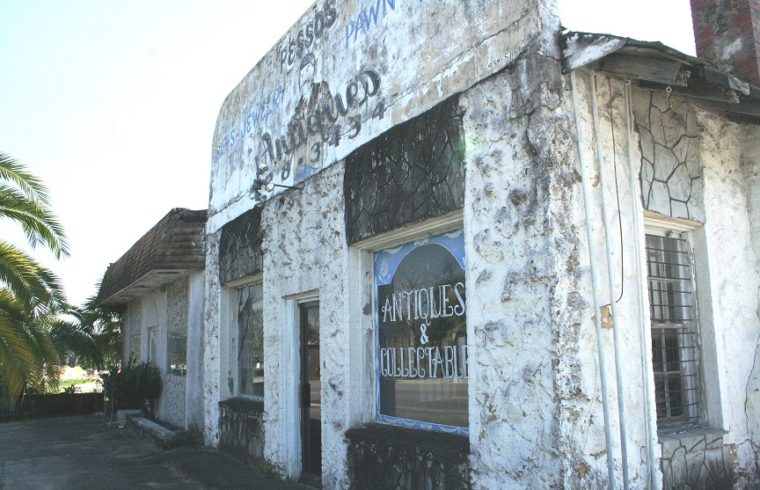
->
[345, 0, 397, 48]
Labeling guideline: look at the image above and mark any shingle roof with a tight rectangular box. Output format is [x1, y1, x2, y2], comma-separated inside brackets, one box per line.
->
[97, 208, 207, 306]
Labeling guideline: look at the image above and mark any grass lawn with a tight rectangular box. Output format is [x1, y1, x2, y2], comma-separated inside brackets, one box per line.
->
[57, 378, 101, 393]
[59, 378, 91, 388]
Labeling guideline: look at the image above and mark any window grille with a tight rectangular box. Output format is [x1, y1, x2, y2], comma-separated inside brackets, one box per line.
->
[646, 234, 703, 429]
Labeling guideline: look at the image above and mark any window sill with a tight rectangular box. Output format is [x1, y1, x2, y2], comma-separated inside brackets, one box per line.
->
[346, 423, 469, 453]
[219, 396, 264, 413]
[658, 424, 726, 441]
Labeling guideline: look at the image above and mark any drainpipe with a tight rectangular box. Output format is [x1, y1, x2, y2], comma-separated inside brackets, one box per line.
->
[570, 70, 617, 489]
[589, 72, 631, 490]
[624, 80, 660, 489]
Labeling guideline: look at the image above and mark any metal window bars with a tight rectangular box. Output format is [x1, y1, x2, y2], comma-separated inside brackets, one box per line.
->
[646, 234, 704, 430]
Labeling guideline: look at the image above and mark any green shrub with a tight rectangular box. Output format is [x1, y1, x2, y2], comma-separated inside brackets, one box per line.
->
[100, 361, 162, 415]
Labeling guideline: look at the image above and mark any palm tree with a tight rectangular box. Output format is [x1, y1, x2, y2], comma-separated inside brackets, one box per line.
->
[51, 294, 123, 371]
[0, 152, 69, 400]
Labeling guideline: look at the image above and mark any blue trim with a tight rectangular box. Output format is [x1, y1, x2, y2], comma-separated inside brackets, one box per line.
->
[372, 229, 467, 436]
[374, 229, 464, 286]
[376, 414, 469, 436]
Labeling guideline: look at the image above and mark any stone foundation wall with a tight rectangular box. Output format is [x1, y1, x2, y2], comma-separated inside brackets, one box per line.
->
[659, 430, 737, 489]
[218, 398, 265, 460]
[346, 425, 469, 490]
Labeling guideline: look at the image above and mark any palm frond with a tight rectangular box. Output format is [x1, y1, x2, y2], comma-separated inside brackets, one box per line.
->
[0, 185, 69, 258]
[0, 153, 50, 206]
[0, 241, 65, 313]
[50, 319, 103, 369]
[0, 300, 37, 399]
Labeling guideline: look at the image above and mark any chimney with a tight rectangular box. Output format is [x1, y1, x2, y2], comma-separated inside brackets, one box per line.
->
[690, 0, 760, 85]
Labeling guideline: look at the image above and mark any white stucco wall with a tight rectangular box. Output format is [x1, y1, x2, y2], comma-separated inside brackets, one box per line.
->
[199, 0, 760, 488]
[561, 71, 657, 488]
[123, 301, 142, 364]
[694, 109, 760, 486]
[203, 231, 223, 445]
[186, 271, 206, 431]
[157, 278, 188, 429]
[208, 0, 557, 233]
[461, 62, 583, 488]
[570, 70, 760, 487]
[118, 274, 205, 432]
[743, 122, 760, 486]
[260, 163, 352, 486]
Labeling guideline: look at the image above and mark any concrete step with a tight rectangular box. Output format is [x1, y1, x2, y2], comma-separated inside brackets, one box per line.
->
[127, 416, 197, 450]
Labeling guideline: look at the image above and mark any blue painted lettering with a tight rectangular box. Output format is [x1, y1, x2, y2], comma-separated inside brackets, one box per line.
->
[345, 0, 396, 48]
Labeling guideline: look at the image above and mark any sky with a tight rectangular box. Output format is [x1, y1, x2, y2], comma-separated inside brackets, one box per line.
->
[0, 0, 695, 306]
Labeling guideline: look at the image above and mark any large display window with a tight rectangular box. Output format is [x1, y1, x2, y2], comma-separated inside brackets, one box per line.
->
[237, 283, 264, 398]
[374, 230, 467, 434]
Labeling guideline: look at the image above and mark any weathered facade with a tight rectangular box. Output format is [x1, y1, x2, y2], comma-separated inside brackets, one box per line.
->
[98, 208, 206, 432]
[198, 0, 760, 488]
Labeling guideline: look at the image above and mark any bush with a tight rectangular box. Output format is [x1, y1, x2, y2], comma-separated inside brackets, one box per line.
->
[100, 361, 162, 416]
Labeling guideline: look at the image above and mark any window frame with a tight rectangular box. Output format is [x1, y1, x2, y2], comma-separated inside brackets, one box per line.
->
[644, 214, 706, 432]
[226, 274, 265, 402]
[371, 227, 468, 436]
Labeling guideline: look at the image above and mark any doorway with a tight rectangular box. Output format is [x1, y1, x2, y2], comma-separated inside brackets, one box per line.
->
[299, 301, 321, 478]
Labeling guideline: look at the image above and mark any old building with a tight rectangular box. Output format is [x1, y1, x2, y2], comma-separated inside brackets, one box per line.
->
[98, 208, 206, 432]
[198, 0, 760, 488]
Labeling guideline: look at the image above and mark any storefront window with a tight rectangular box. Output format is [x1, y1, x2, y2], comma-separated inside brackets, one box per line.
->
[374, 230, 467, 431]
[238, 283, 264, 398]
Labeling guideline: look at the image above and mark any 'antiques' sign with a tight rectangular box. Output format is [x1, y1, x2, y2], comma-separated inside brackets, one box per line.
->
[209, 0, 537, 232]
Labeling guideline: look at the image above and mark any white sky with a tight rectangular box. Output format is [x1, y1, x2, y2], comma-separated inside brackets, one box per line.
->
[0, 0, 695, 306]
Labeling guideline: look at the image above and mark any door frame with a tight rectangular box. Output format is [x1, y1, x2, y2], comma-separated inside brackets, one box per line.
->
[299, 300, 321, 479]
[281, 290, 320, 480]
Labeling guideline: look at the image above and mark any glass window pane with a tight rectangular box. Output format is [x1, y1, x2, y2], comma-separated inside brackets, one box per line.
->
[238, 283, 264, 398]
[375, 230, 467, 428]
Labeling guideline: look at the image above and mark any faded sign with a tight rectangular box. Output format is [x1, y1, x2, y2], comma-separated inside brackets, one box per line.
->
[209, 0, 536, 232]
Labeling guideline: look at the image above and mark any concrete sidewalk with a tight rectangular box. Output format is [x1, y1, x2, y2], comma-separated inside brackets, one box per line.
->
[0, 415, 310, 489]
